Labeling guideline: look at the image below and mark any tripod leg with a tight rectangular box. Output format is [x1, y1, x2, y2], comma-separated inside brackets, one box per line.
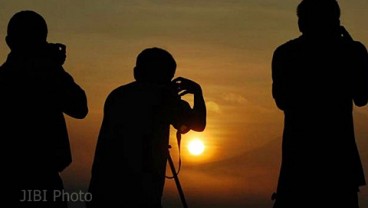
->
[167, 150, 188, 208]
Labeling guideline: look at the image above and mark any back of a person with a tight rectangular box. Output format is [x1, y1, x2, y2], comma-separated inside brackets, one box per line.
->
[280, 36, 356, 131]
[276, 35, 365, 190]
[106, 81, 172, 191]
[272, 1, 368, 207]
[0, 55, 71, 173]
[89, 81, 177, 207]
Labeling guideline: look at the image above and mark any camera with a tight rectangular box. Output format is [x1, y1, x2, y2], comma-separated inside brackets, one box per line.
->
[339, 26, 353, 41]
[171, 99, 191, 134]
[45, 42, 66, 66]
[167, 82, 192, 134]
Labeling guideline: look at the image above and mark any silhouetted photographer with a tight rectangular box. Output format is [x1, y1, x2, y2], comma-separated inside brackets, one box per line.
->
[87, 47, 206, 208]
[271, 1, 368, 208]
[0, 10, 88, 208]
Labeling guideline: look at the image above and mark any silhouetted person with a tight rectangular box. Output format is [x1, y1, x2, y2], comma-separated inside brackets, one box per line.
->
[86, 47, 206, 208]
[0, 10, 88, 208]
[271, 0, 368, 207]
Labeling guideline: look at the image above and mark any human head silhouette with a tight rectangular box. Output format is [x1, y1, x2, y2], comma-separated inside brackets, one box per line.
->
[6, 10, 48, 52]
[134, 47, 176, 84]
[297, 0, 341, 37]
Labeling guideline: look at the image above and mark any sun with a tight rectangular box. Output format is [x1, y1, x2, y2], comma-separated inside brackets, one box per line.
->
[188, 138, 205, 156]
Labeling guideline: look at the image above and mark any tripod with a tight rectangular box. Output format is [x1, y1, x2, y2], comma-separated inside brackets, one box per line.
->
[167, 145, 188, 208]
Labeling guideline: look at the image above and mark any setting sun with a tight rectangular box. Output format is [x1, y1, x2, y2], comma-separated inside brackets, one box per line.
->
[188, 138, 205, 156]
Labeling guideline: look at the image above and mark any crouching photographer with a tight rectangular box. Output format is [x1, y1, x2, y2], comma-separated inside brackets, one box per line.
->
[87, 47, 206, 208]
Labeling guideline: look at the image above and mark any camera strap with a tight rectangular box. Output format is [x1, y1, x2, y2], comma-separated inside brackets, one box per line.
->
[165, 130, 182, 179]
[166, 130, 189, 208]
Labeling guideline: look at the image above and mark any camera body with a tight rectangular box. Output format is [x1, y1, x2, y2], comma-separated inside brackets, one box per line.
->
[339, 26, 353, 41]
[45, 43, 66, 66]
[171, 98, 191, 134]
[163, 83, 192, 134]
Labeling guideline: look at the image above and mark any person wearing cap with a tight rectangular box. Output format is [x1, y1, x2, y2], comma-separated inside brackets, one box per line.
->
[0, 10, 88, 208]
[87, 47, 206, 208]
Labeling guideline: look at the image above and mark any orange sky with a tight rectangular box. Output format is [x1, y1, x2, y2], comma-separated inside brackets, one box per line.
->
[1, 1, 368, 207]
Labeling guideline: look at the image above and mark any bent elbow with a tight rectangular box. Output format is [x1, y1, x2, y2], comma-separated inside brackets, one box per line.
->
[191, 121, 206, 132]
[354, 99, 368, 107]
[275, 99, 286, 111]
[74, 108, 89, 119]
[66, 106, 89, 119]
[192, 127, 205, 132]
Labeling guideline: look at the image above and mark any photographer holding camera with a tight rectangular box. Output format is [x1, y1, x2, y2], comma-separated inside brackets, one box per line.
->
[0, 10, 88, 208]
[271, 0, 368, 208]
[87, 47, 206, 208]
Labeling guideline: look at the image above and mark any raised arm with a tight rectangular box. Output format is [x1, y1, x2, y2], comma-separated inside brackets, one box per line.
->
[54, 67, 88, 119]
[352, 42, 368, 107]
[172, 77, 206, 132]
[272, 46, 288, 111]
